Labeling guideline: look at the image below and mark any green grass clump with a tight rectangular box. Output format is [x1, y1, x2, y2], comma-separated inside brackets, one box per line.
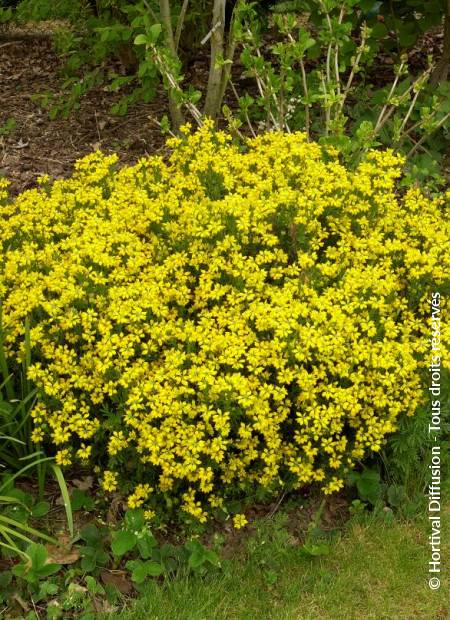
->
[110, 504, 449, 620]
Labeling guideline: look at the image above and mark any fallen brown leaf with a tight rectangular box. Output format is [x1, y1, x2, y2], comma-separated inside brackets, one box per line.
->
[46, 539, 80, 565]
[100, 569, 134, 595]
[72, 476, 94, 491]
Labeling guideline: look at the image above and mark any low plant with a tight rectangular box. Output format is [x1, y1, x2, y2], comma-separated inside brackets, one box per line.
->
[0, 118, 17, 138]
[1, 500, 222, 618]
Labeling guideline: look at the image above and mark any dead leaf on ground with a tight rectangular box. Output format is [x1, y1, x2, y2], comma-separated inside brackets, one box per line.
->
[13, 138, 29, 149]
[100, 569, 134, 595]
[106, 494, 125, 524]
[46, 537, 80, 565]
[12, 594, 29, 612]
[72, 476, 94, 491]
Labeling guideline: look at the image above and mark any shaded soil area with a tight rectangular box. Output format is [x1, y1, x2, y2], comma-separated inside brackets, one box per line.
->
[0, 34, 170, 196]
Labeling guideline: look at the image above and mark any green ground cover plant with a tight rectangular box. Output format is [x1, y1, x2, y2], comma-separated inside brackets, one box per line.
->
[108, 499, 450, 620]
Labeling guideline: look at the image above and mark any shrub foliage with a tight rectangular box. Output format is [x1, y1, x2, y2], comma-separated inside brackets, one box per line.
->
[0, 123, 448, 523]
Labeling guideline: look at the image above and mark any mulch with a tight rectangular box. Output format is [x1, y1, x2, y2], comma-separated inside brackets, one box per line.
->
[0, 32, 171, 196]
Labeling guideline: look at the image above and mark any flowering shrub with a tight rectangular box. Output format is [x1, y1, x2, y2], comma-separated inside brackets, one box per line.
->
[0, 122, 448, 523]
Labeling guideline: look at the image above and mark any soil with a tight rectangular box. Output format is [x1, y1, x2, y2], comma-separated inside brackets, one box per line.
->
[0, 28, 172, 196]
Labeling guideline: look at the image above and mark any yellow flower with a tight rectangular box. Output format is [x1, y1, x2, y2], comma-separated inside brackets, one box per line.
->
[108, 431, 128, 456]
[127, 483, 153, 508]
[102, 470, 118, 492]
[76, 444, 92, 462]
[55, 448, 72, 467]
[31, 428, 45, 443]
[233, 514, 248, 529]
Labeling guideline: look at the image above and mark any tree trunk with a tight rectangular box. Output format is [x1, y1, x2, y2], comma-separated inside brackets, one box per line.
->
[218, 5, 239, 110]
[204, 0, 226, 119]
[159, 0, 185, 130]
[431, 0, 450, 84]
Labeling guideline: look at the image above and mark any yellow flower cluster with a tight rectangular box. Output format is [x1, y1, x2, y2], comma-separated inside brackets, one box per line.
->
[0, 122, 448, 522]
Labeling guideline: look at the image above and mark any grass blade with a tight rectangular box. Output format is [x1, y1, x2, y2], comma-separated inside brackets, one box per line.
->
[0, 456, 54, 494]
[0, 515, 58, 544]
[0, 539, 29, 558]
[51, 463, 74, 538]
[0, 496, 30, 510]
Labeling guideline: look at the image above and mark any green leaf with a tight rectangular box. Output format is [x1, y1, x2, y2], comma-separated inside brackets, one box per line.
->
[398, 25, 418, 48]
[356, 469, 381, 505]
[188, 550, 205, 569]
[80, 555, 96, 572]
[359, 0, 378, 11]
[80, 523, 103, 546]
[0, 570, 12, 589]
[298, 30, 316, 54]
[387, 484, 406, 508]
[137, 532, 157, 559]
[36, 580, 58, 601]
[147, 23, 162, 45]
[125, 508, 145, 531]
[127, 559, 148, 584]
[111, 530, 137, 556]
[300, 543, 330, 557]
[46, 602, 62, 620]
[36, 562, 61, 579]
[134, 34, 148, 46]
[71, 489, 94, 512]
[184, 539, 204, 554]
[85, 575, 105, 595]
[145, 560, 164, 577]
[185, 539, 209, 568]
[28, 543, 48, 570]
[7, 488, 33, 507]
[0, 400, 13, 416]
[13, 544, 60, 582]
[126, 559, 163, 582]
[203, 548, 220, 567]
[6, 504, 29, 524]
[31, 501, 50, 518]
[12, 562, 26, 578]
[371, 22, 388, 39]
[51, 464, 73, 537]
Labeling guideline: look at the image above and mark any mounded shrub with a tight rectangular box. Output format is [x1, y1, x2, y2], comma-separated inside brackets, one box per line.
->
[0, 122, 448, 523]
